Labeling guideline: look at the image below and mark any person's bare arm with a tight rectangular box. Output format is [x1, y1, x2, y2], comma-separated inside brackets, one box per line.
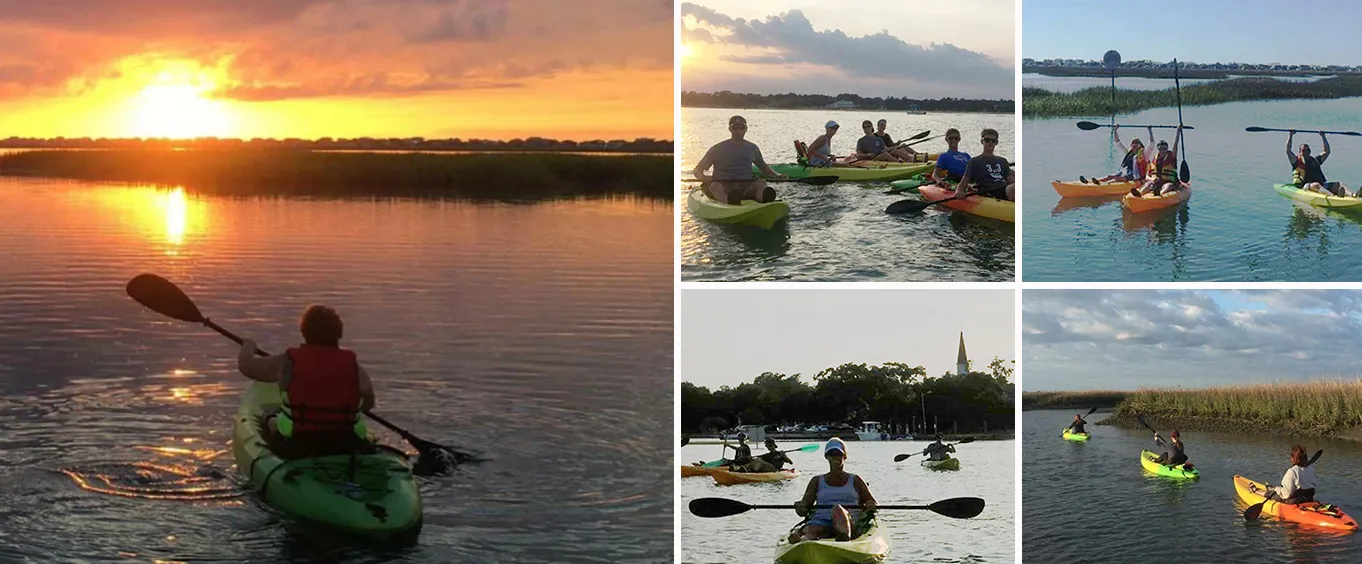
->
[692, 146, 715, 182]
[754, 146, 783, 179]
[855, 475, 877, 511]
[1319, 131, 1331, 163]
[357, 364, 376, 412]
[795, 477, 819, 517]
[1287, 131, 1296, 164]
[237, 339, 286, 383]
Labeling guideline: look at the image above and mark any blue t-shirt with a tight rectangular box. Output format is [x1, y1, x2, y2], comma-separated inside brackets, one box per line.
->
[935, 150, 971, 179]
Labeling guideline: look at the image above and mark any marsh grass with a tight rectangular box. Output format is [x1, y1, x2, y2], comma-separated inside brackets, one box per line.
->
[0, 149, 673, 200]
[1023, 75, 1362, 117]
[1022, 390, 1128, 410]
[1108, 379, 1362, 435]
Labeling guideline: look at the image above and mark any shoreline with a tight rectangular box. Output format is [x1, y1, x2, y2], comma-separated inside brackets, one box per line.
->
[681, 105, 1013, 115]
[1023, 66, 1352, 79]
[1022, 74, 1362, 117]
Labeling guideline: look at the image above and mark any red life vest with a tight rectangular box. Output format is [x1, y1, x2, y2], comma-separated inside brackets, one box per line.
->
[281, 345, 361, 435]
[1147, 151, 1177, 181]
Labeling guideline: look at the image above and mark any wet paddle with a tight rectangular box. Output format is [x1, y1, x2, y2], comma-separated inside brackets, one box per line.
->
[885, 191, 975, 215]
[1245, 127, 1362, 136]
[689, 496, 985, 519]
[1243, 450, 1325, 522]
[1078, 121, 1193, 131]
[1060, 407, 1099, 437]
[682, 176, 838, 186]
[894, 437, 975, 462]
[1173, 59, 1190, 183]
[124, 273, 483, 473]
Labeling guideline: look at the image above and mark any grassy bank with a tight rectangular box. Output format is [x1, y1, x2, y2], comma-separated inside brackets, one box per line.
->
[1023, 75, 1362, 117]
[1099, 380, 1362, 437]
[1022, 390, 1128, 411]
[0, 150, 673, 200]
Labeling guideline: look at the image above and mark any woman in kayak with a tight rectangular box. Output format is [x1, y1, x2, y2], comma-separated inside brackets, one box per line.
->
[789, 438, 878, 543]
[805, 121, 840, 167]
[236, 305, 376, 458]
[955, 128, 1014, 201]
[872, 119, 920, 162]
[1131, 126, 1184, 197]
[1150, 430, 1188, 467]
[1248, 445, 1317, 504]
[1082, 125, 1152, 185]
[931, 128, 970, 186]
[692, 115, 787, 205]
[1287, 130, 1353, 197]
[923, 434, 955, 461]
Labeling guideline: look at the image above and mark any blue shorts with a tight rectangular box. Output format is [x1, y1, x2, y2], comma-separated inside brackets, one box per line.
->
[809, 155, 832, 167]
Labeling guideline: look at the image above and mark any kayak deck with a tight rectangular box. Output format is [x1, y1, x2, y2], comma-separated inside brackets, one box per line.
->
[1061, 430, 1090, 442]
[774, 518, 890, 564]
[764, 162, 932, 182]
[921, 457, 961, 470]
[232, 381, 422, 540]
[1052, 179, 1139, 198]
[1123, 183, 1190, 213]
[1273, 183, 1362, 208]
[918, 184, 1014, 222]
[681, 464, 727, 478]
[710, 468, 799, 486]
[686, 189, 790, 230]
[1234, 475, 1358, 531]
[1139, 450, 1199, 480]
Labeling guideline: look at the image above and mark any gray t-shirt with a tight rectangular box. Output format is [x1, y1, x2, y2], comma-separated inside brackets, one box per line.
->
[856, 134, 887, 155]
[696, 139, 767, 182]
[964, 154, 1011, 190]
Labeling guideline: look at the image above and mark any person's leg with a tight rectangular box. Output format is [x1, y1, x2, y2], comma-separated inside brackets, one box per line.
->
[749, 179, 773, 203]
[1006, 183, 1015, 202]
[800, 523, 832, 541]
[707, 181, 730, 203]
[832, 505, 852, 541]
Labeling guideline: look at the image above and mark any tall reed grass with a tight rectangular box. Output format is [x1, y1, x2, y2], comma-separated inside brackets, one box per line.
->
[1022, 390, 1128, 410]
[1023, 75, 1362, 117]
[1110, 379, 1362, 434]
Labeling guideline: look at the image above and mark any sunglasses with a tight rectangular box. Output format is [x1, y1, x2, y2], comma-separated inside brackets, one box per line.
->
[982, 138, 998, 144]
[730, 123, 747, 129]
[947, 136, 960, 141]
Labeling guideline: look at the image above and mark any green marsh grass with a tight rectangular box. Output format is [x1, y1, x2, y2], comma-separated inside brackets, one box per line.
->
[1023, 75, 1362, 117]
[1022, 390, 1128, 410]
[1109, 379, 1362, 435]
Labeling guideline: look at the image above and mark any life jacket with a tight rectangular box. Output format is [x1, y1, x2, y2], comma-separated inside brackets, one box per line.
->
[1293, 154, 1326, 186]
[278, 345, 367, 438]
[1122, 147, 1148, 176]
[1148, 150, 1177, 181]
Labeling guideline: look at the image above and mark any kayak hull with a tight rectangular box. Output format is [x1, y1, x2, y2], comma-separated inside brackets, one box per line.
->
[231, 382, 422, 540]
[686, 189, 789, 230]
[1140, 450, 1199, 480]
[918, 184, 1015, 222]
[1062, 430, 1090, 442]
[1052, 179, 1140, 197]
[764, 162, 933, 182]
[774, 518, 890, 564]
[921, 457, 961, 470]
[681, 464, 728, 478]
[1234, 475, 1358, 530]
[710, 468, 799, 486]
[1123, 183, 1190, 213]
[1273, 183, 1362, 208]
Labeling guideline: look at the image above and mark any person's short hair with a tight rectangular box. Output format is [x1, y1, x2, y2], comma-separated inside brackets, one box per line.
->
[299, 305, 343, 346]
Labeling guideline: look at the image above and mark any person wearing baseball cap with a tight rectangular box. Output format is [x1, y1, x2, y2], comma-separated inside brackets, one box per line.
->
[805, 121, 841, 167]
[787, 437, 878, 544]
[692, 115, 787, 205]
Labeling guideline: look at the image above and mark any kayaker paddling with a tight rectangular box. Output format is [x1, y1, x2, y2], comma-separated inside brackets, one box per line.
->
[872, 119, 920, 162]
[755, 437, 795, 472]
[955, 128, 1014, 202]
[1248, 445, 1318, 505]
[236, 305, 376, 458]
[805, 121, 841, 167]
[1150, 429, 1188, 467]
[789, 438, 878, 543]
[1131, 127, 1185, 198]
[1065, 414, 1087, 435]
[728, 432, 755, 469]
[1287, 130, 1354, 197]
[1083, 125, 1152, 186]
[922, 434, 955, 461]
[932, 128, 971, 187]
[692, 115, 787, 205]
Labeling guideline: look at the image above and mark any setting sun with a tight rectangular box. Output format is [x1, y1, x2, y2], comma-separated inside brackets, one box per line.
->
[679, 43, 693, 58]
[130, 82, 232, 139]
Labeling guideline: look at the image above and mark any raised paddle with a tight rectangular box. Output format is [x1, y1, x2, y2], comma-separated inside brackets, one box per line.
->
[689, 496, 986, 519]
[124, 273, 483, 473]
[683, 176, 838, 186]
[1061, 407, 1099, 437]
[1243, 450, 1325, 522]
[1245, 127, 1362, 137]
[1078, 121, 1194, 131]
[1173, 59, 1190, 183]
[885, 191, 976, 214]
[894, 437, 975, 462]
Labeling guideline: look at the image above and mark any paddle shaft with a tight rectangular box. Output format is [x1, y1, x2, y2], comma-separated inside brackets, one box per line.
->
[1247, 127, 1362, 136]
[747, 504, 932, 510]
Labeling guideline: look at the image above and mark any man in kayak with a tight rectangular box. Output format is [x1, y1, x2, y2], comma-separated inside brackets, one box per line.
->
[1065, 414, 1088, 435]
[727, 432, 755, 469]
[236, 305, 375, 458]
[1131, 126, 1184, 197]
[852, 120, 902, 164]
[756, 437, 794, 471]
[932, 128, 970, 187]
[1150, 430, 1188, 467]
[805, 121, 841, 167]
[1083, 125, 1152, 185]
[692, 115, 787, 205]
[872, 119, 920, 162]
[1287, 130, 1353, 197]
[922, 434, 955, 461]
[789, 438, 878, 543]
[1248, 445, 1317, 504]
[954, 128, 1014, 201]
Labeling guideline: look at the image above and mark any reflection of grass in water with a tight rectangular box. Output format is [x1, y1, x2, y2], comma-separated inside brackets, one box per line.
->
[1023, 75, 1362, 117]
[0, 150, 672, 201]
[61, 457, 242, 501]
[1112, 379, 1362, 436]
[1022, 391, 1128, 410]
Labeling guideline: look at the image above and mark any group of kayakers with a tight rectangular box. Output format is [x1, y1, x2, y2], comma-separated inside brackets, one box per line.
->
[690, 114, 1014, 205]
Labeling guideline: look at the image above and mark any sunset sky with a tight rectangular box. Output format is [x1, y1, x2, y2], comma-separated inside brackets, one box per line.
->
[0, 0, 673, 141]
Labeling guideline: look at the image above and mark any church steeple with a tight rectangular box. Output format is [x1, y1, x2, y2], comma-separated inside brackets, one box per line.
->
[956, 332, 968, 375]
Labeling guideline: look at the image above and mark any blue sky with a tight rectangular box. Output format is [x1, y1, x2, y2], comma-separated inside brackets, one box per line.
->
[1024, 290, 1362, 391]
[1024, 0, 1362, 66]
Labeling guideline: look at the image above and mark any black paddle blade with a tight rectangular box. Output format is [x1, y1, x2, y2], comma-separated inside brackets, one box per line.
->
[797, 176, 838, 186]
[1245, 126, 1270, 132]
[1077, 121, 1102, 131]
[1180, 161, 1191, 184]
[930, 497, 986, 519]
[885, 199, 934, 214]
[957, 437, 976, 444]
[906, 130, 931, 141]
[126, 274, 205, 323]
[690, 497, 752, 518]
[1308, 449, 1324, 466]
[1086, 407, 1099, 417]
[893, 454, 911, 462]
[1244, 502, 1266, 522]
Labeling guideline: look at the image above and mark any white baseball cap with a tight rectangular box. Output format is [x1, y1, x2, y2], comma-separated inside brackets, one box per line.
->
[825, 437, 847, 457]
[825, 120, 839, 129]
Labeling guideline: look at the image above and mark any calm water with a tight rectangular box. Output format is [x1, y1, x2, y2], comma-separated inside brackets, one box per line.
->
[0, 178, 673, 562]
[1024, 97, 1362, 281]
[1022, 74, 1326, 93]
[680, 441, 1015, 563]
[681, 107, 1015, 281]
[1024, 410, 1362, 563]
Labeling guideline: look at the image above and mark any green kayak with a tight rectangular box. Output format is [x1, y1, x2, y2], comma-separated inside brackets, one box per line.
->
[1273, 183, 1362, 208]
[921, 457, 960, 470]
[761, 162, 933, 182]
[774, 517, 890, 564]
[686, 189, 789, 229]
[1062, 430, 1090, 442]
[232, 381, 423, 540]
[1140, 450, 1199, 480]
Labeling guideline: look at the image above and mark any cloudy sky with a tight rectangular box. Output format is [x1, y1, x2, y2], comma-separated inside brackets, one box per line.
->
[0, 0, 672, 140]
[1024, 290, 1362, 391]
[682, 289, 1014, 390]
[680, 1, 1015, 99]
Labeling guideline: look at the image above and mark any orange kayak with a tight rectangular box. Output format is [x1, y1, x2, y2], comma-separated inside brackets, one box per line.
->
[1123, 182, 1191, 213]
[681, 464, 727, 478]
[1052, 179, 1140, 198]
[918, 184, 1014, 222]
[710, 468, 799, 486]
[1234, 475, 1357, 531]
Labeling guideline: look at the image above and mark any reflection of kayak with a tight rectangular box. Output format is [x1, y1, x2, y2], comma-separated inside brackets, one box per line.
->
[1139, 450, 1199, 480]
[710, 468, 799, 485]
[762, 162, 933, 182]
[774, 517, 890, 564]
[1052, 179, 1139, 197]
[1062, 430, 1090, 442]
[1123, 183, 1190, 213]
[921, 457, 961, 470]
[918, 184, 1014, 222]
[1234, 475, 1358, 531]
[686, 189, 789, 229]
[1051, 195, 1124, 215]
[1273, 183, 1362, 208]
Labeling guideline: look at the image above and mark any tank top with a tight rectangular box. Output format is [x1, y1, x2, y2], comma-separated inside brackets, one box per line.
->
[811, 473, 860, 522]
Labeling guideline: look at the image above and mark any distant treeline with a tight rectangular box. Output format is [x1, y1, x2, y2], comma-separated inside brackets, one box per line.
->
[1022, 65, 1356, 80]
[0, 150, 672, 200]
[681, 360, 1015, 435]
[1024, 75, 1362, 117]
[682, 91, 1014, 113]
[0, 136, 673, 154]
[1022, 390, 1128, 411]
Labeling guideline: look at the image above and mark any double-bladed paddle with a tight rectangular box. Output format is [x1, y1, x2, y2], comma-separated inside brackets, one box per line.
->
[1078, 121, 1194, 131]
[124, 273, 483, 474]
[885, 191, 976, 215]
[1243, 450, 1325, 522]
[1061, 407, 1099, 437]
[1245, 127, 1362, 137]
[683, 176, 838, 186]
[893, 437, 974, 462]
[688, 496, 985, 519]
